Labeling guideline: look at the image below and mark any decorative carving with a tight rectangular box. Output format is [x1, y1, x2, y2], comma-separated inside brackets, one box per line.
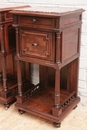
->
[62, 95, 75, 109]
[20, 30, 53, 60]
[26, 85, 40, 98]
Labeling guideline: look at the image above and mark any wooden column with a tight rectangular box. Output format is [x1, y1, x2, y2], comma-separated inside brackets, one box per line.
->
[15, 27, 23, 97]
[0, 24, 7, 91]
[52, 68, 62, 116]
[55, 69, 61, 108]
[0, 57, 2, 82]
[17, 60, 22, 97]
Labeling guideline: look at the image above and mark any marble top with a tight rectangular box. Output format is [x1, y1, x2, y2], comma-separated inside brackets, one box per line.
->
[12, 6, 83, 14]
[0, 3, 29, 11]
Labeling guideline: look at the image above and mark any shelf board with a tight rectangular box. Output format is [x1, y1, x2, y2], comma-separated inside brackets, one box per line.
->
[21, 87, 70, 114]
[15, 92, 80, 123]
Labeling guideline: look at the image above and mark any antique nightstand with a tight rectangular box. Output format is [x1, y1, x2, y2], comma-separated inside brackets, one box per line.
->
[0, 3, 29, 109]
[10, 6, 84, 127]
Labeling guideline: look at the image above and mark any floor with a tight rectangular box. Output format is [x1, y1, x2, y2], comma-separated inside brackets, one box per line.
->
[0, 102, 87, 130]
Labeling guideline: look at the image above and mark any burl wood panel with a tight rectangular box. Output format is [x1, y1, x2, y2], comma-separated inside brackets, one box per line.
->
[20, 29, 53, 61]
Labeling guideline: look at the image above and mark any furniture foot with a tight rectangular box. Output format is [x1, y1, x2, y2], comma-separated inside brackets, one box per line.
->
[53, 122, 61, 128]
[73, 105, 77, 110]
[18, 109, 24, 115]
[4, 104, 10, 110]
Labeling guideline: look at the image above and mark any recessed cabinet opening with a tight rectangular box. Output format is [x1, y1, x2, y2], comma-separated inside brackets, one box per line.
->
[16, 60, 78, 115]
[8, 25, 16, 51]
[29, 64, 68, 89]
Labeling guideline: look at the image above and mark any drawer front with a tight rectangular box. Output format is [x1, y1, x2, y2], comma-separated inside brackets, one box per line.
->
[18, 16, 54, 28]
[20, 29, 53, 61]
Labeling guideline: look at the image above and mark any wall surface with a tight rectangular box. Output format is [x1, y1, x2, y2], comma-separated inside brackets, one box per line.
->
[2, 0, 87, 105]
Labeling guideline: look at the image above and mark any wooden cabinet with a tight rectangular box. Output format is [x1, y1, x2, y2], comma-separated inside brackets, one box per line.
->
[0, 4, 29, 109]
[11, 6, 84, 127]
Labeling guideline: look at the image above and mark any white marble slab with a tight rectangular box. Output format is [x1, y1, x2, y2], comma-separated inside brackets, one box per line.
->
[12, 6, 82, 14]
[0, 3, 29, 9]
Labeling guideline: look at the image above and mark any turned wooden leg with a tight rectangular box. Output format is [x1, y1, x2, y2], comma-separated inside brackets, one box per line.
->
[54, 69, 61, 108]
[17, 60, 23, 97]
[0, 25, 7, 91]
[52, 68, 62, 116]
[2, 56, 7, 92]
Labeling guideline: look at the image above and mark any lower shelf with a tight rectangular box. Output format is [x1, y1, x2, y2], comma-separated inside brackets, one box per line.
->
[15, 87, 80, 123]
[0, 75, 17, 105]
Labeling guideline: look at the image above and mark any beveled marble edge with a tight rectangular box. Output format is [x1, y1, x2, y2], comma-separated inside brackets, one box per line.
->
[0, 3, 29, 11]
[12, 6, 83, 14]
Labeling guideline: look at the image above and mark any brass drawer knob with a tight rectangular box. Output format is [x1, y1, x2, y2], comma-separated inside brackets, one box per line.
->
[32, 18, 36, 23]
[32, 43, 38, 47]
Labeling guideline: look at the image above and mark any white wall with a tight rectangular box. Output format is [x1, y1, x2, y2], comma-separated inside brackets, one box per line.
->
[2, 0, 87, 105]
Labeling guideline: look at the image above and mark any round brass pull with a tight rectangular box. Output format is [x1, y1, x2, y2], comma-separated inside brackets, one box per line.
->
[32, 18, 36, 23]
[32, 43, 38, 47]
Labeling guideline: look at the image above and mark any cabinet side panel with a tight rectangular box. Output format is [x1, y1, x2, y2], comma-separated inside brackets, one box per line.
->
[0, 31, 1, 51]
[5, 24, 16, 52]
[62, 24, 80, 62]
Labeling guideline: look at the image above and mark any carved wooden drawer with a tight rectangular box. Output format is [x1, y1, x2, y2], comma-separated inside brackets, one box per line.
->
[20, 29, 53, 61]
[18, 16, 55, 28]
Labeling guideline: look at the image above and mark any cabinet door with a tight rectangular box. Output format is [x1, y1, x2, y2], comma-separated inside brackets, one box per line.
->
[20, 29, 53, 61]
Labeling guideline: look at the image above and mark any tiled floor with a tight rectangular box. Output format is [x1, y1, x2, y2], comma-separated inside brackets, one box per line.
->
[0, 103, 87, 130]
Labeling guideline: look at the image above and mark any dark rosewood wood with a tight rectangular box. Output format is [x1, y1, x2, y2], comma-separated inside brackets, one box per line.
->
[0, 4, 29, 109]
[10, 6, 84, 126]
